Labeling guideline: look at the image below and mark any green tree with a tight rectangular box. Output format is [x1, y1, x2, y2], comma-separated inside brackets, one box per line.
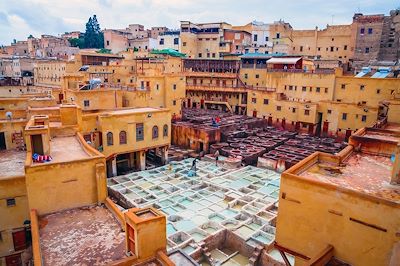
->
[84, 15, 104, 48]
[68, 38, 85, 48]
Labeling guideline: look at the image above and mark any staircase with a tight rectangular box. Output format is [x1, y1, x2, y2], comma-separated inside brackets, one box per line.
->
[248, 245, 264, 266]
[198, 241, 213, 265]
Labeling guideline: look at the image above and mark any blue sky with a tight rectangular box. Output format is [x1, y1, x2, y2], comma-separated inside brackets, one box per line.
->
[0, 0, 398, 45]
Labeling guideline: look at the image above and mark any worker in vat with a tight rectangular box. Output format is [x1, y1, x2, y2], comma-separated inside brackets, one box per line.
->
[191, 158, 198, 176]
[214, 150, 220, 166]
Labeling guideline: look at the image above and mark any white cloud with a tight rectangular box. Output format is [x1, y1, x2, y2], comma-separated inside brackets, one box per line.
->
[0, 0, 398, 45]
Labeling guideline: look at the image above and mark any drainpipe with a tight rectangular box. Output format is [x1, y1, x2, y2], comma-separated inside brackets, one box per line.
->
[391, 144, 400, 185]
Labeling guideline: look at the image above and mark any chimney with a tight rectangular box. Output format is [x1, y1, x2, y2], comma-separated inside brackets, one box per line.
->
[391, 144, 400, 185]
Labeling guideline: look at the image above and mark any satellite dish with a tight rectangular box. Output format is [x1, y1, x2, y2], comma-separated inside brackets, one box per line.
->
[6, 111, 12, 120]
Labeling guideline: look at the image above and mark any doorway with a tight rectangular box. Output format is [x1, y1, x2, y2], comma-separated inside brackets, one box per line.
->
[5, 253, 22, 266]
[315, 112, 323, 136]
[0, 132, 6, 150]
[31, 135, 44, 155]
[12, 229, 27, 251]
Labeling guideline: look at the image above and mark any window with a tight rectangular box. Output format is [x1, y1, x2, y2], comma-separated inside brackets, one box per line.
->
[119, 131, 127, 144]
[368, 28, 373, 34]
[292, 108, 296, 113]
[183, 42, 187, 46]
[173, 100, 176, 106]
[107, 132, 113, 146]
[136, 123, 144, 141]
[289, 85, 293, 91]
[174, 38, 179, 45]
[156, 84, 159, 90]
[360, 28, 365, 34]
[252, 98, 257, 103]
[84, 100, 90, 107]
[360, 85, 365, 91]
[159, 38, 164, 45]
[376, 89, 380, 94]
[325, 88, 328, 93]
[362, 115, 367, 122]
[255, 74, 259, 79]
[276, 33, 280, 39]
[207, 53, 210, 58]
[365, 47, 369, 53]
[107, 40, 110, 46]
[330, 46, 334, 52]
[6, 198, 16, 207]
[344, 45, 348, 50]
[302, 86, 306, 92]
[300, 46, 303, 52]
[304, 110, 310, 116]
[263, 99, 269, 105]
[342, 113, 347, 120]
[173, 84, 177, 90]
[198, 53, 202, 58]
[318, 47, 321, 51]
[327, 109, 332, 114]
[265, 36, 269, 41]
[341, 84, 346, 89]
[254, 34, 258, 42]
[316, 87, 321, 93]
[163, 124, 168, 137]
[212, 53, 216, 58]
[152, 126, 159, 139]
[276, 106, 282, 111]
[244, 73, 248, 79]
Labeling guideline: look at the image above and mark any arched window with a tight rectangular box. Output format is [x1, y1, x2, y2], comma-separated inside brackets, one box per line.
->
[152, 126, 159, 139]
[107, 132, 113, 146]
[119, 131, 127, 144]
[163, 124, 168, 137]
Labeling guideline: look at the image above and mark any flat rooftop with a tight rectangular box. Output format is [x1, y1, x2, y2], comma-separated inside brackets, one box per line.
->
[0, 149, 26, 178]
[34, 136, 90, 165]
[299, 152, 399, 203]
[39, 205, 126, 266]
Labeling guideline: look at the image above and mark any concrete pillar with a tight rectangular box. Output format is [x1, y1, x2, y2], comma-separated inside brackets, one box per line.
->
[112, 157, 117, 177]
[139, 150, 146, 171]
[161, 146, 168, 165]
[129, 152, 135, 169]
[391, 144, 400, 184]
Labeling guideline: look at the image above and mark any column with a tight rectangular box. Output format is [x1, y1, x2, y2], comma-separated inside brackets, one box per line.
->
[112, 156, 117, 177]
[139, 150, 146, 171]
[161, 146, 168, 165]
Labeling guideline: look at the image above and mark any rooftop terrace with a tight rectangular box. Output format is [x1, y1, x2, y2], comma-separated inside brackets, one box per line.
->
[0, 149, 26, 178]
[299, 152, 399, 202]
[33, 136, 91, 165]
[39, 205, 126, 266]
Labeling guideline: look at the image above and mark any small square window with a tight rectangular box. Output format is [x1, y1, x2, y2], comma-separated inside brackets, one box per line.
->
[360, 28, 365, 34]
[263, 99, 269, 105]
[83, 100, 90, 107]
[342, 113, 347, 120]
[244, 74, 248, 79]
[6, 198, 16, 207]
[276, 106, 282, 111]
[327, 109, 332, 114]
[341, 84, 346, 89]
[173, 100, 176, 106]
[376, 89, 380, 94]
[325, 88, 328, 93]
[255, 74, 259, 79]
[302, 87, 306, 92]
[362, 115, 367, 122]
[360, 85, 365, 91]
[316, 87, 321, 93]
[173, 84, 177, 90]
[304, 110, 310, 116]
[368, 28, 373, 34]
[252, 98, 257, 103]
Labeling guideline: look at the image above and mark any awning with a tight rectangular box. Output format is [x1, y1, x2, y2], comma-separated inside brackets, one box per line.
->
[267, 57, 302, 64]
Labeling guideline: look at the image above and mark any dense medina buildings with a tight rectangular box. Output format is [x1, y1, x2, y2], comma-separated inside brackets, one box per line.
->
[0, 8, 400, 266]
